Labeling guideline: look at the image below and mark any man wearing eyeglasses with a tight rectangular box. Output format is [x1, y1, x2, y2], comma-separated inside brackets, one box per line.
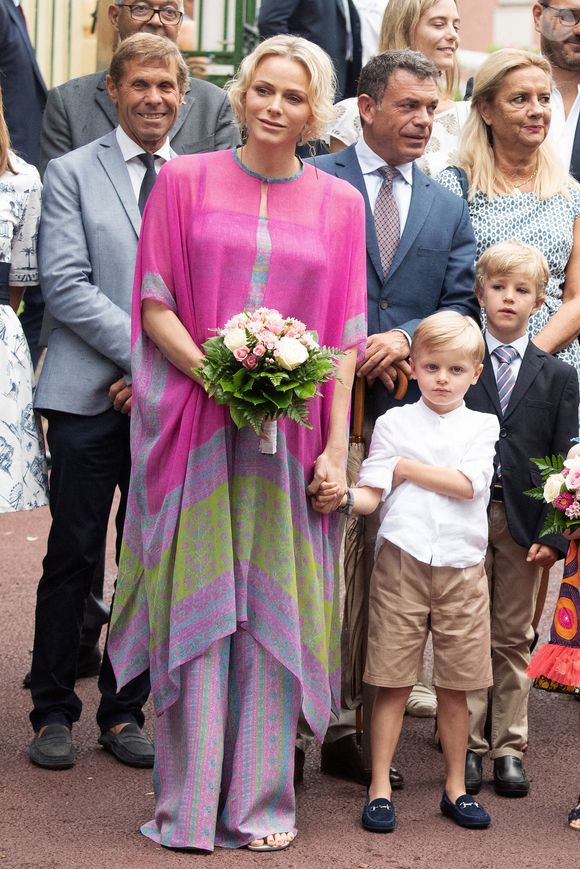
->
[39, 1, 237, 174]
[533, 0, 580, 181]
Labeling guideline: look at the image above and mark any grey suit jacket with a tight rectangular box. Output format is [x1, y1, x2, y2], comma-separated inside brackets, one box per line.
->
[35, 131, 161, 415]
[39, 70, 238, 175]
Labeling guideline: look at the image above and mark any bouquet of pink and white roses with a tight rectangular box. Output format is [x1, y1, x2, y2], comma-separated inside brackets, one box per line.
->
[525, 453, 580, 536]
[200, 307, 342, 454]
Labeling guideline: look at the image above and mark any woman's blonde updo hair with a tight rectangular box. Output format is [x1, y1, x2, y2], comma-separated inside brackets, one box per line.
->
[378, 0, 459, 100]
[455, 48, 574, 200]
[225, 35, 336, 144]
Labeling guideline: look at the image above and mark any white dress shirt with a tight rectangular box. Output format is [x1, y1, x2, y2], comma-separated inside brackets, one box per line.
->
[358, 399, 500, 567]
[115, 126, 172, 202]
[548, 85, 580, 174]
[355, 135, 413, 236]
[485, 331, 528, 383]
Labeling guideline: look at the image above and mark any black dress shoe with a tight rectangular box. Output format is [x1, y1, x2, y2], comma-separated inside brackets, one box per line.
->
[98, 723, 154, 768]
[465, 750, 483, 795]
[29, 724, 75, 770]
[320, 734, 403, 789]
[493, 756, 529, 797]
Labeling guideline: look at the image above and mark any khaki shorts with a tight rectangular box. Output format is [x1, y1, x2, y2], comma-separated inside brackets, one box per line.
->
[364, 540, 492, 691]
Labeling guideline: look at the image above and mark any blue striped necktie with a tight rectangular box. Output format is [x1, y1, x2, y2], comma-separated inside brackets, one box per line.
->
[493, 344, 519, 415]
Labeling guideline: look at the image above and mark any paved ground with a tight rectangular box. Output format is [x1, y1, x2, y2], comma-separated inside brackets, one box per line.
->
[1, 504, 579, 869]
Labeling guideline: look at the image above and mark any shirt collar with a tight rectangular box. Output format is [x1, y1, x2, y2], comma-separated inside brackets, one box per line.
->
[417, 397, 466, 420]
[115, 126, 172, 163]
[355, 135, 414, 186]
[485, 330, 528, 359]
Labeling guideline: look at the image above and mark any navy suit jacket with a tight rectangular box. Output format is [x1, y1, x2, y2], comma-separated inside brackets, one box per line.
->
[258, 0, 362, 101]
[314, 144, 479, 416]
[0, 0, 47, 168]
[465, 343, 579, 554]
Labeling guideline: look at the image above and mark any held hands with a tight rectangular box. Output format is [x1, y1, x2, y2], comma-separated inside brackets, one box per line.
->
[307, 449, 346, 514]
[109, 377, 132, 414]
[357, 331, 412, 390]
[526, 543, 559, 569]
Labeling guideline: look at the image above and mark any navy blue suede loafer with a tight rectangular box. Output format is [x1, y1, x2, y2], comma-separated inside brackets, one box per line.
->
[361, 797, 396, 832]
[440, 792, 491, 829]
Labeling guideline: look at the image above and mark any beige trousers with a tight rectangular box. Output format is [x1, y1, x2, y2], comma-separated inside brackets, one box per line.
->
[467, 502, 543, 759]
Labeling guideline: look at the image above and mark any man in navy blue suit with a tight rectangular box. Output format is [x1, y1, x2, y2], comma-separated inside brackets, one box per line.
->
[316, 49, 479, 420]
[0, 0, 46, 168]
[312, 49, 479, 784]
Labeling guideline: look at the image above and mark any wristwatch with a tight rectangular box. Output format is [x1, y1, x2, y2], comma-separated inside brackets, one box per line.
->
[337, 488, 354, 515]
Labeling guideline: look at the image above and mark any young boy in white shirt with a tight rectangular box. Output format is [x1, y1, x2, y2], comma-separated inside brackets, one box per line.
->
[314, 310, 499, 831]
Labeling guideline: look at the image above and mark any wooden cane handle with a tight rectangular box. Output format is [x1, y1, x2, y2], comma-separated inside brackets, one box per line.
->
[393, 364, 409, 401]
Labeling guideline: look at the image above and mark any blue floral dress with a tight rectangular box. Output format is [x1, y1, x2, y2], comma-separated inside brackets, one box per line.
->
[436, 169, 580, 376]
[0, 152, 48, 512]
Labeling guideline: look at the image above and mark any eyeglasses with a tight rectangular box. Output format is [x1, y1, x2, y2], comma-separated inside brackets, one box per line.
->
[121, 4, 183, 25]
[540, 3, 580, 27]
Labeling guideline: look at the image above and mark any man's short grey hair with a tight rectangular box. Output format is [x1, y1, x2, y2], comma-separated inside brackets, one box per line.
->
[357, 49, 438, 105]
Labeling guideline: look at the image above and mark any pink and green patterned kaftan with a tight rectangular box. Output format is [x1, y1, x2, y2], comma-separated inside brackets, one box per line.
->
[107, 149, 366, 840]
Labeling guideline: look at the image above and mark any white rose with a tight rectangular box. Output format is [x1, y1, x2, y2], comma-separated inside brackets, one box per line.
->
[543, 473, 566, 503]
[223, 327, 248, 352]
[277, 336, 309, 370]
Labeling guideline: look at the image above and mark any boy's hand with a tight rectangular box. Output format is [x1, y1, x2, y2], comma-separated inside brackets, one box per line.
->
[526, 543, 558, 569]
[311, 481, 342, 513]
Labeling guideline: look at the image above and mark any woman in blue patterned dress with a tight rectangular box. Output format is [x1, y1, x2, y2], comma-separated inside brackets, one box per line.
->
[0, 88, 48, 512]
[437, 49, 580, 375]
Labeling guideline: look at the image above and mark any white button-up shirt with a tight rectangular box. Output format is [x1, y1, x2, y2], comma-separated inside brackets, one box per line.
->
[486, 331, 528, 383]
[548, 85, 580, 175]
[355, 135, 413, 236]
[358, 399, 500, 567]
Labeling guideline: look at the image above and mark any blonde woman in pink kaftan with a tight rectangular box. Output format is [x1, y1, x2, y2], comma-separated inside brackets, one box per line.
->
[107, 35, 367, 853]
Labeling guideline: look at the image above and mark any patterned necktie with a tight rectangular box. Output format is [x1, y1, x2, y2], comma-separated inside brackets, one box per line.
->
[493, 344, 519, 415]
[137, 153, 158, 214]
[374, 165, 400, 278]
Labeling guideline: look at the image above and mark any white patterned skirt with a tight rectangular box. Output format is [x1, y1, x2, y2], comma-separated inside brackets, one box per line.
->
[0, 305, 48, 512]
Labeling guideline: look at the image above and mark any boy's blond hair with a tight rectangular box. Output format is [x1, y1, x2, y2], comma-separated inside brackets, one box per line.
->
[411, 311, 485, 366]
[475, 241, 548, 302]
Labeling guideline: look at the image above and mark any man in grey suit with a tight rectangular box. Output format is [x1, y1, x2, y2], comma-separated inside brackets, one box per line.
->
[35, 0, 237, 683]
[40, 0, 238, 174]
[28, 34, 189, 770]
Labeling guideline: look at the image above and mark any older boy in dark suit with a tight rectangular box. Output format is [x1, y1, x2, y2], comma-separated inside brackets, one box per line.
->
[465, 241, 579, 797]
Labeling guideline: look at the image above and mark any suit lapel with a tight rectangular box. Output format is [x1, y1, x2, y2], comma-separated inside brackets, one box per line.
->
[95, 75, 121, 129]
[503, 343, 546, 420]
[479, 347, 502, 416]
[334, 145, 383, 281]
[167, 77, 194, 141]
[97, 134, 141, 238]
[388, 164, 432, 278]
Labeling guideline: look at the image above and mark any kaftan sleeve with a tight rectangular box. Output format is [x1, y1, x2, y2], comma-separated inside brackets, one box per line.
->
[338, 188, 367, 361]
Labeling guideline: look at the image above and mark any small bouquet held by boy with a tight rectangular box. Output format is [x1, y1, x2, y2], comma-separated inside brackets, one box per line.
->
[200, 307, 342, 454]
[525, 451, 580, 537]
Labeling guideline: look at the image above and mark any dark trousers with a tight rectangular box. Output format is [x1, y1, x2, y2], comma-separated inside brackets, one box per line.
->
[29, 408, 150, 732]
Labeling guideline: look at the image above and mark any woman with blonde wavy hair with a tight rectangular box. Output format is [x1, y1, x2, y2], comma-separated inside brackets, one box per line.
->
[437, 48, 580, 370]
[108, 34, 367, 853]
[327, 0, 469, 176]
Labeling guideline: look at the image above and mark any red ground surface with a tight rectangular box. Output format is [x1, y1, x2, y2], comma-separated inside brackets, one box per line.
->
[1, 504, 578, 868]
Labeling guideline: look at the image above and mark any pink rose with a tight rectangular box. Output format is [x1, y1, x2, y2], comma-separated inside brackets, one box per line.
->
[243, 353, 258, 369]
[234, 347, 248, 361]
[253, 344, 265, 357]
[567, 470, 580, 491]
[555, 492, 574, 512]
[267, 317, 285, 335]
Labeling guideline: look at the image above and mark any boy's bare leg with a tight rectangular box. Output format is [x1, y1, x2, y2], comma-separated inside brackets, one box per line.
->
[436, 687, 468, 802]
[369, 686, 412, 801]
